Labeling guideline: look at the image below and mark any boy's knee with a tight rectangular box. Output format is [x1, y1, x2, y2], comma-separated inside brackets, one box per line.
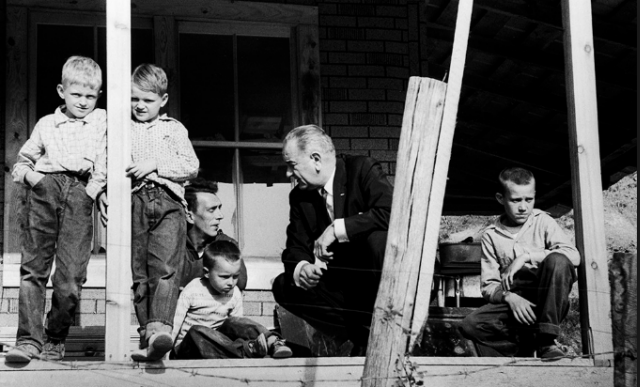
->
[542, 253, 573, 272]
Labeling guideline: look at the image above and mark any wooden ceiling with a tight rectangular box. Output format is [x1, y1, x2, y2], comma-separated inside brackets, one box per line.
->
[424, 0, 637, 215]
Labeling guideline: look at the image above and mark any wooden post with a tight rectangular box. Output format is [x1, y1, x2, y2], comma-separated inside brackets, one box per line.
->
[409, 0, 474, 349]
[609, 253, 637, 387]
[105, 0, 132, 362]
[362, 77, 447, 387]
[561, 0, 614, 366]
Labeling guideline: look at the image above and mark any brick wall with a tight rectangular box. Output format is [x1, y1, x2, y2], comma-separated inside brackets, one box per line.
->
[0, 288, 276, 329]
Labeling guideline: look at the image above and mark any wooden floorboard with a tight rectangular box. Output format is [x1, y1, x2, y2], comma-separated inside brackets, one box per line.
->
[0, 356, 612, 386]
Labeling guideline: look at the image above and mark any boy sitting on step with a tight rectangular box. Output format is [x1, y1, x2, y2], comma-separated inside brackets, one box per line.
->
[171, 240, 292, 359]
[460, 167, 580, 360]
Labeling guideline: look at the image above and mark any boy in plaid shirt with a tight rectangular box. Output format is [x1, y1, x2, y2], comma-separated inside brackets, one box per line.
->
[6, 56, 107, 363]
[125, 64, 199, 361]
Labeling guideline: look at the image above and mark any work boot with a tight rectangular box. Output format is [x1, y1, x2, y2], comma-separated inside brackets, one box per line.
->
[131, 332, 173, 362]
[5, 343, 41, 363]
[268, 336, 293, 359]
[245, 333, 268, 358]
[42, 339, 66, 361]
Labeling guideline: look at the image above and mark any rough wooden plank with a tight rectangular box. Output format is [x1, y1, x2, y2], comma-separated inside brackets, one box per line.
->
[7, 0, 317, 25]
[609, 253, 637, 387]
[561, 0, 614, 366]
[3, 6, 28, 267]
[410, 0, 474, 350]
[153, 16, 179, 119]
[105, 0, 132, 362]
[362, 77, 447, 387]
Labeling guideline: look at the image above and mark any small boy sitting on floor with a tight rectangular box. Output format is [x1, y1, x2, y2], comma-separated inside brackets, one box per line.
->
[461, 167, 580, 359]
[171, 240, 292, 359]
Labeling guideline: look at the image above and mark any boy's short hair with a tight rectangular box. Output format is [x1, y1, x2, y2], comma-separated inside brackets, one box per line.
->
[498, 167, 536, 194]
[132, 63, 168, 95]
[284, 125, 336, 156]
[61, 56, 102, 90]
[185, 178, 219, 212]
[202, 240, 241, 271]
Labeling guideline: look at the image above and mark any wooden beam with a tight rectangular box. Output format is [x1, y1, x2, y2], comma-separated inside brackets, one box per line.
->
[410, 0, 474, 351]
[6, 0, 317, 25]
[3, 6, 28, 267]
[609, 253, 637, 387]
[105, 0, 132, 362]
[362, 76, 446, 387]
[153, 16, 179, 119]
[0, 0, 6, 300]
[561, 0, 613, 366]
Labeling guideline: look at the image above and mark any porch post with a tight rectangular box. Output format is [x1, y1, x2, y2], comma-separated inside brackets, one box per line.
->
[105, 0, 132, 362]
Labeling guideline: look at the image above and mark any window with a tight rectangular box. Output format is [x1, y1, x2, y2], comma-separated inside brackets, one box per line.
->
[178, 22, 296, 258]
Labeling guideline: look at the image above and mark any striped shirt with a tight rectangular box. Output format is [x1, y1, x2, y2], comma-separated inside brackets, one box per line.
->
[131, 114, 199, 207]
[12, 106, 107, 200]
[171, 278, 244, 348]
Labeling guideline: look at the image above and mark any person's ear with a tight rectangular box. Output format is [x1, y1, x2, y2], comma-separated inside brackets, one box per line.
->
[185, 209, 195, 224]
[311, 152, 322, 171]
[56, 84, 65, 99]
[203, 267, 210, 278]
[495, 192, 505, 205]
[160, 93, 169, 108]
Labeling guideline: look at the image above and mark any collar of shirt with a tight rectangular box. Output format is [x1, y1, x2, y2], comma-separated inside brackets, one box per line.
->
[54, 105, 90, 127]
[489, 208, 545, 239]
[132, 113, 176, 129]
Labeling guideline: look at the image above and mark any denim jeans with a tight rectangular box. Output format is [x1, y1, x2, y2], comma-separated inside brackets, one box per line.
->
[172, 317, 276, 359]
[460, 253, 577, 357]
[131, 185, 186, 345]
[16, 173, 94, 349]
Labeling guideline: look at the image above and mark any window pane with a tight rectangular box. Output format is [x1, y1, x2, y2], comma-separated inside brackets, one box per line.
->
[240, 149, 290, 258]
[238, 36, 293, 143]
[37, 25, 95, 119]
[194, 147, 237, 239]
[180, 34, 235, 141]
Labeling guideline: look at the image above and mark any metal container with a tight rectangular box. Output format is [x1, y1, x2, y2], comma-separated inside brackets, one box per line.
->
[438, 242, 482, 265]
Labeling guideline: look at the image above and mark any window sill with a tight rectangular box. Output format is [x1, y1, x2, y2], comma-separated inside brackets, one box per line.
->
[1, 254, 284, 291]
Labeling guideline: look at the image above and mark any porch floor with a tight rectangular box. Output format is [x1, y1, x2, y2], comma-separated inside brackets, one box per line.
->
[0, 355, 611, 387]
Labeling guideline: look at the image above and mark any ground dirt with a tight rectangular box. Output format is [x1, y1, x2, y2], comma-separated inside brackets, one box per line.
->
[438, 172, 637, 354]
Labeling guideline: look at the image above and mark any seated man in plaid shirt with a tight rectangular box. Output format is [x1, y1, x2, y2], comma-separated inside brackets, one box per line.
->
[7, 56, 107, 363]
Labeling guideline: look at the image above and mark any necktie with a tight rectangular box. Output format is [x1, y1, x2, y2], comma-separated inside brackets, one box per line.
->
[320, 187, 333, 221]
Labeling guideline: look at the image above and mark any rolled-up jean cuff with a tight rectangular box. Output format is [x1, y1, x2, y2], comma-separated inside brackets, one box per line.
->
[538, 322, 561, 336]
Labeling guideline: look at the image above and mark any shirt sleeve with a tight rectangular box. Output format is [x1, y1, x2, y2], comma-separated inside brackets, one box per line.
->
[480, 232, 505, 304]
[85, 111, 108, 200]
[12, 123, 45, 185]
[535, 214, 581, 267]
[333, 219, 350, 243]
[155, 121, 199, 181]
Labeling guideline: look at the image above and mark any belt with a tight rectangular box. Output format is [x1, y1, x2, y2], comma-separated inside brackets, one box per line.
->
[135, 180, 160, 190]
[46, 171, 89, 183]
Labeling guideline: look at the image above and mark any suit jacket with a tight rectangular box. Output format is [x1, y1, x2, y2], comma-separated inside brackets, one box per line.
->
[281, 154, 393, 280]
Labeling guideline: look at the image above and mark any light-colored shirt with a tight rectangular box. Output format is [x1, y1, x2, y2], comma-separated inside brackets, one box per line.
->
[12, 106, 107, 200]
[480, 209, 580, 303]
[131, 114, 199, 207]
[171, 278, 243, 349]
[293, 166, 349, 287]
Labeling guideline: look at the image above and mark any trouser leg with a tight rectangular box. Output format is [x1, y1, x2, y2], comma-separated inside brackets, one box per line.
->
[173, 326, 246, 359]
[46, 176, 93, 341]
[218, 316, 274, 341]
[535, 253, 576, 336]
[460, 303, 521, 357]
[16, 176, 59, 349]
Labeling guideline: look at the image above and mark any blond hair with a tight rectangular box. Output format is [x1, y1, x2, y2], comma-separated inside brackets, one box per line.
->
[61, 56, 102, 90]
[132, 63, 168, 95]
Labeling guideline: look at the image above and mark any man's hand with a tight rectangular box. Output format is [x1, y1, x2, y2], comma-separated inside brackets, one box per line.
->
[126, 159, 157, 180]
[314, 224, 337, 262]
[505, 292, 537, 325]
[97, 192, 108, 226]
[501, 255, 528, 291]
[299, 263, 324, 290]
[25, 171, 45, 188]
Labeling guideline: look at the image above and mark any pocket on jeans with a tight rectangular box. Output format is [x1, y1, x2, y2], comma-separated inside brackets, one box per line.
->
[30, 174, 47, 190]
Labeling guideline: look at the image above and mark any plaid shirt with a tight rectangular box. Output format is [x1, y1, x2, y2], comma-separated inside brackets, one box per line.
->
[12, 106, 107, 200]
[131, 114, 199, 206]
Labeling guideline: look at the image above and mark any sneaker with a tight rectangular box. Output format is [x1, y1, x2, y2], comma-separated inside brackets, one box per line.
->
[268, 337, 293, 359]
[246, 333, 268, 358]
[538, 344, 567, 360]
[42, 339, 66, 361]
[5, 344, 41, 363]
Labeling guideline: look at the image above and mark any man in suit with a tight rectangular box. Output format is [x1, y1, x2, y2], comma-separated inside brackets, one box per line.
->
[272, 125, 393, 353]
